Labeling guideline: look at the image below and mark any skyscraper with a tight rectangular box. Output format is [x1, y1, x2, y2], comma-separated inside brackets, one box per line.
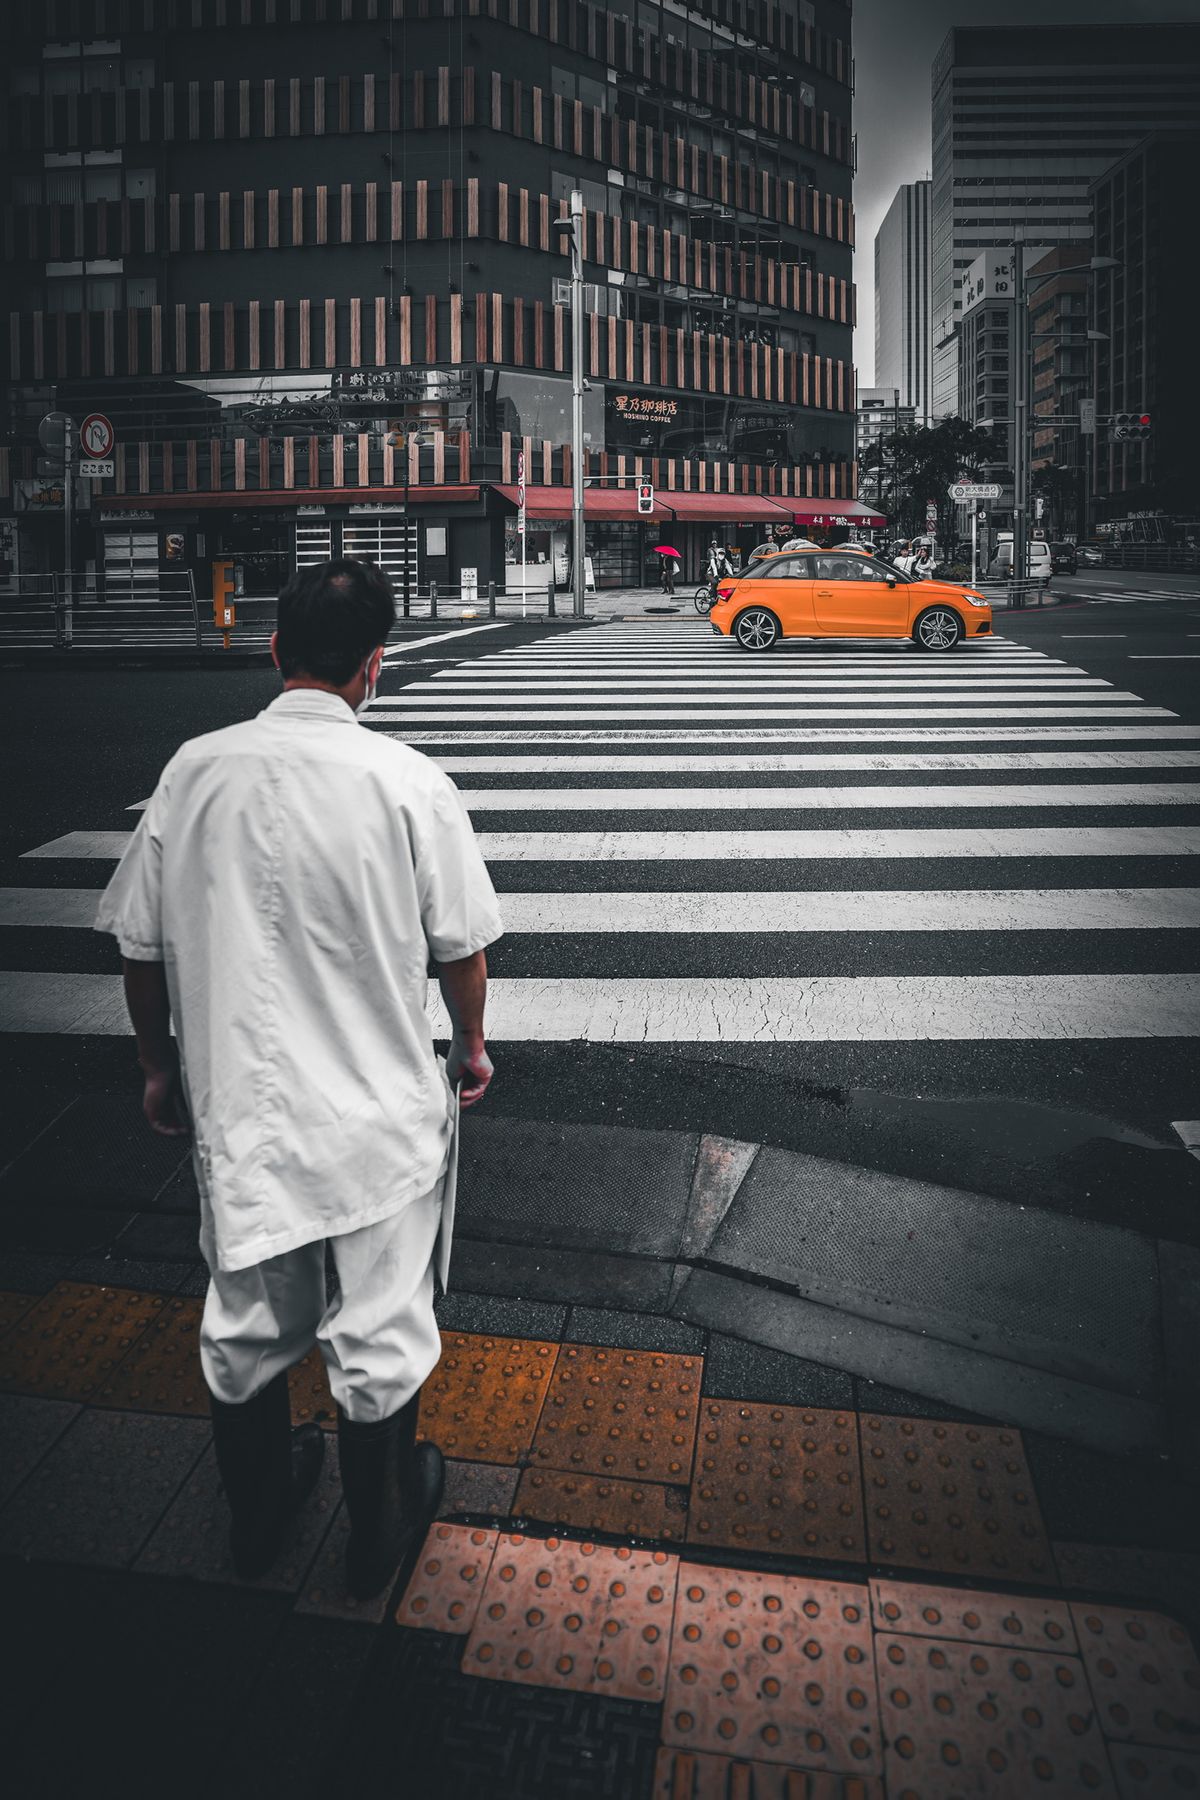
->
[929, 23, 1200, 420]
[873, 179, 930, 423]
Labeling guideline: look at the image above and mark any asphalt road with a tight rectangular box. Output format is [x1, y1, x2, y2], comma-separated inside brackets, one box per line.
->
[2, 578, 1198, 1242]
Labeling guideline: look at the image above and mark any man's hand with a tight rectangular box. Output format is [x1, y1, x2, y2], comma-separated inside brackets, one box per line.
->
[447, 1033, 494, 1109]
[141, 1058, 190, 1137]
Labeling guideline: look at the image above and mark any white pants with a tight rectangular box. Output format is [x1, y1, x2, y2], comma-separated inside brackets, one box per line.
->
[199, 1184, 443, 1425]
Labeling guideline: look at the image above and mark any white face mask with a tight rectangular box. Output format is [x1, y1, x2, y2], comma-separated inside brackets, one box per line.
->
[354, 655, 380, 716]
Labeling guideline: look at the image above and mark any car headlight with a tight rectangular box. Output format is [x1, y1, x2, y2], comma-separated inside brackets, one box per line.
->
[962, 592, 989, 607]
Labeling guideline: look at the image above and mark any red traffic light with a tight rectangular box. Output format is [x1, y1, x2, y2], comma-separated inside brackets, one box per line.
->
[1139, 414, 1151, 426]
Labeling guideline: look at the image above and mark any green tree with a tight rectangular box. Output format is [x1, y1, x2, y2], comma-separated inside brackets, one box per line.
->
[860, 418, 1006, 545]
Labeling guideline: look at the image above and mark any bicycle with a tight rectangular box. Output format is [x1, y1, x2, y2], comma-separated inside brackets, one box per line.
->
[693, 583, 717, 614]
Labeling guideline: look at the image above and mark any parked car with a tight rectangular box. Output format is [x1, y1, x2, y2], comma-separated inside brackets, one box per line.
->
[1049, 541, 1078, 575]
[1078, 543, 1106, 567]
[709, 550, 993, 652]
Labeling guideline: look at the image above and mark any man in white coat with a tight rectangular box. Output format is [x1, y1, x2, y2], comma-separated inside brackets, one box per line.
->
[96, 558, 502, 1597]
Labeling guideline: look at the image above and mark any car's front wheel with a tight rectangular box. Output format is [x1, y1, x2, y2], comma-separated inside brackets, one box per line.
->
[735, 607, 780, 652]
[913, 606, 963, 651]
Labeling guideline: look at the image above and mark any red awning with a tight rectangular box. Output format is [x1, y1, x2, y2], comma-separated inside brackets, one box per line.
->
[493, 484, 672, 522]
[493, 485, 795, 524]
[659, 492, 793, 523]
[790, 501, 887, 529]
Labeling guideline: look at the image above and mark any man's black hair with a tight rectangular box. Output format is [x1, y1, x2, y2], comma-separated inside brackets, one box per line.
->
[275, 558, 396, 684]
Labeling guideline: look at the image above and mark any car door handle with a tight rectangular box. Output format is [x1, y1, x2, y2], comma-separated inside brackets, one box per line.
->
[815, 587, 833, 595]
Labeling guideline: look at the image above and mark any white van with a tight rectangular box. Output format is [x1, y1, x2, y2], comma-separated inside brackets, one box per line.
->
[990, 535, 1052, 582]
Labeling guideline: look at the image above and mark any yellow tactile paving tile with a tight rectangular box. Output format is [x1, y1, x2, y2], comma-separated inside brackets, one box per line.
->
[395, 1523, 499, 1635]
[419, 1333, 559, 1465]
[688, 1401, 865, 1562]
[0, 1281, 165, 1403]
[95, 1296, 207, 1414]
[652, 1747, 882, 1798]
[859, 1415, 1057, 1585]
[530, 1344, 702, 1483]
[515, 1467, 689, 1543]
[462, 1533, 679, 1701]
[0, 1289, 38, 1336]
[876, 1631, 1116, 1796]
[661, 1568, 880, 1778]
[1109, 1744, 1200, 1796]
[870, 1579, 1077, 1654]
[1072, 1604, 1200, 1752]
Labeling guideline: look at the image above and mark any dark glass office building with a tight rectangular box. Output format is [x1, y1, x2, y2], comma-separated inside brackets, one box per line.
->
[0, 0, 858, 595]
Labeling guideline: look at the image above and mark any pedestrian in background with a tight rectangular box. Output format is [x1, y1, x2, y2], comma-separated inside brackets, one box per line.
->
[96, 559, 502, 1598]
[660, 552, 680, 595]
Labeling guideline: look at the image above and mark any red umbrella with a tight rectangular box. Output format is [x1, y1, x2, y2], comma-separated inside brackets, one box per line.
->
[651, 544, 682, 557]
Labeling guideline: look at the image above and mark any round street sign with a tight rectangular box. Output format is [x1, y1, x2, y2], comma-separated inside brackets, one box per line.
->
[81, 413, 115, 459]
[38, 411, 73, 458]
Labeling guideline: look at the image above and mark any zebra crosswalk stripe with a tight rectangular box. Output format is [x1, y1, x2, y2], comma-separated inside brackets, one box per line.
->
[3, 624, 1199, 1048]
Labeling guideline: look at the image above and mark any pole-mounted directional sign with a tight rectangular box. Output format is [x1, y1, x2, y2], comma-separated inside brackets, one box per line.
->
[948, 481, 1002, 502]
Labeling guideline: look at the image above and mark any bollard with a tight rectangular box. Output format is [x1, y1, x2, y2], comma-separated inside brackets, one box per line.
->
[547, 582, 556, 618]
[488, 580, 496, 618]
[429, 581, 438, 619]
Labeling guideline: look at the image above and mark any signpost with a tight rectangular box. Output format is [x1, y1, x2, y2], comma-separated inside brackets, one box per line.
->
[948, 484, 1001, 586]
[39, 412, 75, 627]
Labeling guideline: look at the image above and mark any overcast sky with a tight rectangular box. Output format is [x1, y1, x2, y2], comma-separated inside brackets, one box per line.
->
[852, 0, 1199, 381]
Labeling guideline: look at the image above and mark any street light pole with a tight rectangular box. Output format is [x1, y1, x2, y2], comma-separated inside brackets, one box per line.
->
[569, 189, 586, 620]
[1012, 235, 1028, 594]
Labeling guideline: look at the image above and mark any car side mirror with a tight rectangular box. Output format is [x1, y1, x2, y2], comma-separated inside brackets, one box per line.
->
[886, 576, 897, 587]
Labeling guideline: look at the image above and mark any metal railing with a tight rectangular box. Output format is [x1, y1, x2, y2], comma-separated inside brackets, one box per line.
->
[0, 574, 565, 656]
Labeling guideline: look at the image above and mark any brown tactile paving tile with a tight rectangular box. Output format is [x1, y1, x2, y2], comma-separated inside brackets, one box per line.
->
[440, 1456, 522, 1520]
[395, 1523, 499, 1634]
[419, 1332, 559, 1465]
[463, 1532, 679, 1701]
[859, 1414, 1056, 1585]
[0, 1393, 81, 1504]
[530, 1343, 701, 1483]
[0, 1408, 208, 1567]
[0, 1289, 37, 1336]
[1055, 1541, 1200, 1636]
[870, 1578, 1077, 1654]
[662, 1566, 880, 1777]
[288, 1345, 338, 1431]
[875, 1632, 1116, 1797]
[135, 1440, 341, 1592]
[0, 1280, 165, 1402]
[687, 1401, 864, 1562]
[294, 1504, 395, 1627]
[1110, 1744, 1200, 1797]
[1071, 1603, 1200, 1752]
[652, 1746, 882, 1798]
[515, 1467, 689, 1543]
[95, 1295, 206, 1414]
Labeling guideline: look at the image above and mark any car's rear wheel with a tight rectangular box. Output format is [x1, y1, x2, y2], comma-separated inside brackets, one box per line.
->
[735, 607, 780, 652]
[913, 606, 963, 651]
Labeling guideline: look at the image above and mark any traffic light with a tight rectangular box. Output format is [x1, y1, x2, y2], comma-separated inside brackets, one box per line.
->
[1110, 412, 1152, 443]
[636, 480, 654, 515]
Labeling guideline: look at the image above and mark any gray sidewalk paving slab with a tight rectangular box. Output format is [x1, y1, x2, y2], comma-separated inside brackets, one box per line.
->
[435, 1290, 567, 1341]
[451, 1238, 675, 1314]
[136, 1439, 342, 1592]
[1055, 1541, 1200, 1639]
[0, 1408, 208, 1566]
[706, 1144, 1160, 1397]
[564, 1303, 705, 1355]
[0, 1090, 190, 1207]
[0, 1393, 80, 1503]
[1158, 1241, 1200, 1481]
[671, 1267, 1164, 1456]
[457, 1116, 697, 1258]
[440, 1457, 522, 1520]
[700, 1333, 853, 1411]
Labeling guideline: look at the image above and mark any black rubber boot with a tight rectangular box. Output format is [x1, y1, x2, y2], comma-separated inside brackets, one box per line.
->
[209, 1371, 326, 1579]
[337, 1398, 445, 1601]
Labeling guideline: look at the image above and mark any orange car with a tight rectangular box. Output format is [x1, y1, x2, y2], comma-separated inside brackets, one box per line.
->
[709, 549, 993, 651]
